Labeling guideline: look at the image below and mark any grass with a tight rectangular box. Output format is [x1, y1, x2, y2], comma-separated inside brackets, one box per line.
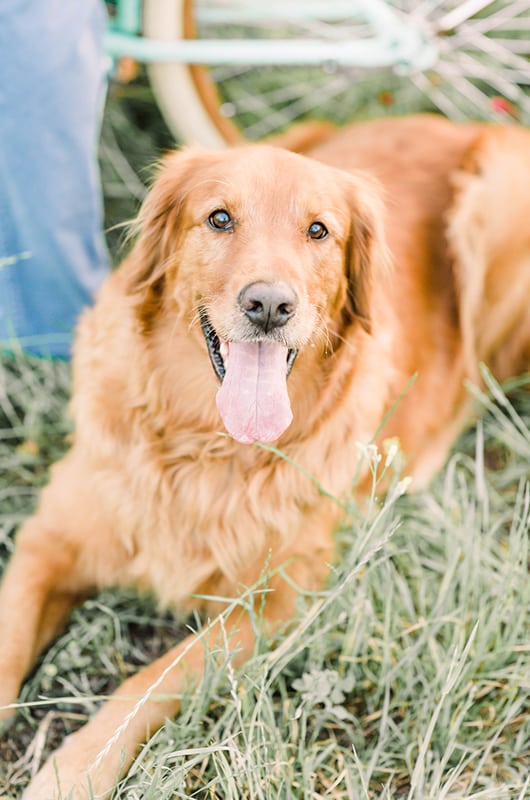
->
[1, 353, 529, 799]
[1, 74, 529, 799]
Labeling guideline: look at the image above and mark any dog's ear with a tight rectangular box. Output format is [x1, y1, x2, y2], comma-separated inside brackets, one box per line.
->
[123, 148, 215, 328]
[340, 172, 390, 336]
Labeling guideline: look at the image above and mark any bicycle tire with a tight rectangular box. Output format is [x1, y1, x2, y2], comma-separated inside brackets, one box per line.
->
[143, 0, 241, 147]
[144, 0, 530, 147]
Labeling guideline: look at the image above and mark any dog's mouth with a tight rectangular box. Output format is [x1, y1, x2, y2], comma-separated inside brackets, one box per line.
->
[199, 309, 227, 382]
[199, 307, 298, 444]
[199, 308, 298, 382]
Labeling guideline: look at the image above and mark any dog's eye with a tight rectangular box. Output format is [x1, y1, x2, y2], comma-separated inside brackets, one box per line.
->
[208, 209, 234, 231]
[308, 221, 328, 240]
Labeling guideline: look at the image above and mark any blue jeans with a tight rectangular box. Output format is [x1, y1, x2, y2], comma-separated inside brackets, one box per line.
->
[0, 0, 110, 357]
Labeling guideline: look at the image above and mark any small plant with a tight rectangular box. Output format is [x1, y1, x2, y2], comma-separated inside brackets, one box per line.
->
[292, 668, 356, 721]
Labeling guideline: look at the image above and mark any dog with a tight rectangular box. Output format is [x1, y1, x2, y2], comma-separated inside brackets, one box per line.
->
[0, 114, 529, 799]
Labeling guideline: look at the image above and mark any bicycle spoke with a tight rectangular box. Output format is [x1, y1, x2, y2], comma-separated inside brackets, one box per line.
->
[145, 0, 530, 146]
[452, 51, 529, 99]
[243, 75, 352, 139]
[409, 72, 469, 120]
[461, 1, 530, 33]
[436, 0, 498, 33]
[438, 66, 510, 117]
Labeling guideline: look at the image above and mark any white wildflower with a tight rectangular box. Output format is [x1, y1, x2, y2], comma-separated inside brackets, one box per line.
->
[355, 441, 382, 468]
[383, 438, 400, 468]
[395, 476, 412, 496]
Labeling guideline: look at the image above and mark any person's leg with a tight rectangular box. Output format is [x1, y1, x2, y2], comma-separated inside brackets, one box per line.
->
[0, 0, 110, 357]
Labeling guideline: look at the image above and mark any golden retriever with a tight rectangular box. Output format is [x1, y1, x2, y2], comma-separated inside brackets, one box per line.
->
[1, 114, 529, 799]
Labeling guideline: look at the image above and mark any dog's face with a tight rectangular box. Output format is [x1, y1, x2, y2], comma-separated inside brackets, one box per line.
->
[126, 146, 386, 444]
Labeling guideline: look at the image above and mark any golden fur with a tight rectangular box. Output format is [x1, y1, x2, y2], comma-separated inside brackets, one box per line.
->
[1, 114, 529, 799]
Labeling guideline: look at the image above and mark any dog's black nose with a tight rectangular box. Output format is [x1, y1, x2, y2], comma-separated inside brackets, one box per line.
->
[239, 281, 298, 332]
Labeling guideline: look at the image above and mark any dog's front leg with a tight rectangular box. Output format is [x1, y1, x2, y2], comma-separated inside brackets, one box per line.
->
[21, 608, 258, 800]
[0, 516, 88, 727]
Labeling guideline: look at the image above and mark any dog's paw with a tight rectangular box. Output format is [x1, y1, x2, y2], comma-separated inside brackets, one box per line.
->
[21, 764, 92, 800]
[21, 731, 120, 800]
[21, 744, 102, 800]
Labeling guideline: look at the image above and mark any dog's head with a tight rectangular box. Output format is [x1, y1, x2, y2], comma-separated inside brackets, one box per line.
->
[125, 145, 388, 444]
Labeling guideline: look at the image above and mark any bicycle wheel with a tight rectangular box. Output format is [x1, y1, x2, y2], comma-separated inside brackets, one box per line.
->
[143, 0, 530, 147]
[144, 0, 240, 147]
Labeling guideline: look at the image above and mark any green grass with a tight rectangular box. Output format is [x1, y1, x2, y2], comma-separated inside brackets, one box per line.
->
[1, 76, 529, 799]
[1, 349, 529, 798]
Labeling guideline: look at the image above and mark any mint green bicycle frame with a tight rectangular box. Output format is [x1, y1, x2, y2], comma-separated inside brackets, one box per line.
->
[105, 0, 438, 72]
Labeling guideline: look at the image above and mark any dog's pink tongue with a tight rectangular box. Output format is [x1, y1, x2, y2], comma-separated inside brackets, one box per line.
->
[216, 341, 292, 444]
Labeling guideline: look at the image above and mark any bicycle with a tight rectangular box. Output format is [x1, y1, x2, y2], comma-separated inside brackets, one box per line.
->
[105, 0, 530, 148]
